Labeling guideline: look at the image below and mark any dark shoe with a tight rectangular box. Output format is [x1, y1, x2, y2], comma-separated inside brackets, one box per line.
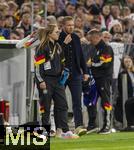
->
[122, 126, 134, 132]
[98, 127, 111, 134]
[87, 126, 98, 134]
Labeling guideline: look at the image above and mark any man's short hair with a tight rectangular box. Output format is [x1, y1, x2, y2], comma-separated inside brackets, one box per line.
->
[87, 29, 102, 36]
[62, 16, 74, 24]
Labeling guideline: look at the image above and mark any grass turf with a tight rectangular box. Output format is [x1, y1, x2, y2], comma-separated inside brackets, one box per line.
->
[50, 132, 134, 150]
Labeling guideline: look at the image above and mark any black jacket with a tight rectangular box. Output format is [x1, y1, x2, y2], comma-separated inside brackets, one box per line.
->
[58, 31, 87, 75]
[90, 40, 114, 79]
[114, 70, 134, 123]
[118, 70, 134, 99]
[34, 41, 64, 85]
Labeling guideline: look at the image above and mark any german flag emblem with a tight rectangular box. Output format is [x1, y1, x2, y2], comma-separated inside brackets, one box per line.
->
[40, 106, 45, 113]
[34, 55, 46, 66]
[100, 54, 112, 63]
[104, 102, 112, 110]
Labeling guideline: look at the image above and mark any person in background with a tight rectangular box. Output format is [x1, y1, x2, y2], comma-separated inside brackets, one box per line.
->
[58, 16, 89, 136]
[34, 24, 79, 139]
[56, 2, 76, 17]
[0, 13, 10, 39]
[110, 4, 121, 20]
[75, 2, 85, 19]
[114, 55, 134, 131]
[121, 6, 131, 18]
[108, 20, 123, 35]
[15, 27, 25, 39]
[102, 31, 112, 44]
[17, 11, 31, 37]
[47, 0, 56, 16]
[74, 16, 84, 30]
[9, 30, 20, 40]
[87, 29, 114, 134]
[101, 4, 112, 30]
[57, 16, 64, 31]
[5, 15, 15, 30]
[55, 0, 66, 14]
[7, 0, 18, 16]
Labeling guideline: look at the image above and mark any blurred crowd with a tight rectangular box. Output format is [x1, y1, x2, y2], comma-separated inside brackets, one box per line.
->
[0, 0, 133, 44]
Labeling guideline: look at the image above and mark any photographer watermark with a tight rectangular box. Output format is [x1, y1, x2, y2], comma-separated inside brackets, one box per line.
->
[5, 126, 47, 145]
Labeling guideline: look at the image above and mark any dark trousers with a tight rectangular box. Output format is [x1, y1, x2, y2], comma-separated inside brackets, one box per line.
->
[87, 105, 97, 128]
[66, 78, 83, 128]
[95, 77, 112, 108]
[125, 97, 134, 126]
[38, 76, 69, 132]
[95, 77, 112, 128]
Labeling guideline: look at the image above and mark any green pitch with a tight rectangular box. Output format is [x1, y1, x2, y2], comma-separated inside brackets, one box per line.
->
[51, 132, 134, 150]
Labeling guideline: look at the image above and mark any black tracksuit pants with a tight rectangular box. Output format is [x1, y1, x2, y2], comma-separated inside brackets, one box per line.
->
[87, 77, 112, 129]
[95, 77, 112, 108]
[38, 76, 69, 133]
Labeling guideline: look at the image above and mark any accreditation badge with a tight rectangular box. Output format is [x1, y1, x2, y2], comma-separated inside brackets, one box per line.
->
[44, 61, 51, 70]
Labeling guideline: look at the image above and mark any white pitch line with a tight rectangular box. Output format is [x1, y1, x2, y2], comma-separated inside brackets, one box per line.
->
[66, 145, 134, 150]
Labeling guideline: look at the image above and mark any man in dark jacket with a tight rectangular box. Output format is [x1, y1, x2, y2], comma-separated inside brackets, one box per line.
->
[58, 16, 89, 136]
[87, 29, 114, 134]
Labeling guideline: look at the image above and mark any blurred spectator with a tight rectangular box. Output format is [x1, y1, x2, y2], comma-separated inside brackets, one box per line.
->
[57, 16, 64, 30]
[33, 14, 42, 28]
[74, 16, 84, 30]
[33, 2, 40, 15]
[122, 18, 132, 33]
[15, 27, 25, 39]
[7, 1, 18, 16]
[111, 3, 121, 20]
[47, 0, 56, 16]
[9, 30, 20, 40]
[95, 0, 104, 6]
[123, 32, 133, 44]
[122, 6, 131, 18]
[101, 4, 112, 30]
[55, 0, 66, 14]
[88, 4, 101, 16]
[56, 2, 76, 17]
[20, 2, 32, 14]
[114, 55, 134, 131]
[0, 2, 9, 16]
[123, 32, 134, 58]
[0, 13, 10, 39]
[102, 31, 112, 43]
[108, 20, 123, 35]
[5, 15, 14, 29]
[90, 18, 102, 31]
[75, 2, 85, 19]
[84, 0, 94, 13]
[112, 33, 123, 42]
[17, 11, 31, 37]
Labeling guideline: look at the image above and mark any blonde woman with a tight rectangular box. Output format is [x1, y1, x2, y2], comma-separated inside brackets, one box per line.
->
[34, 24, 79, 139]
